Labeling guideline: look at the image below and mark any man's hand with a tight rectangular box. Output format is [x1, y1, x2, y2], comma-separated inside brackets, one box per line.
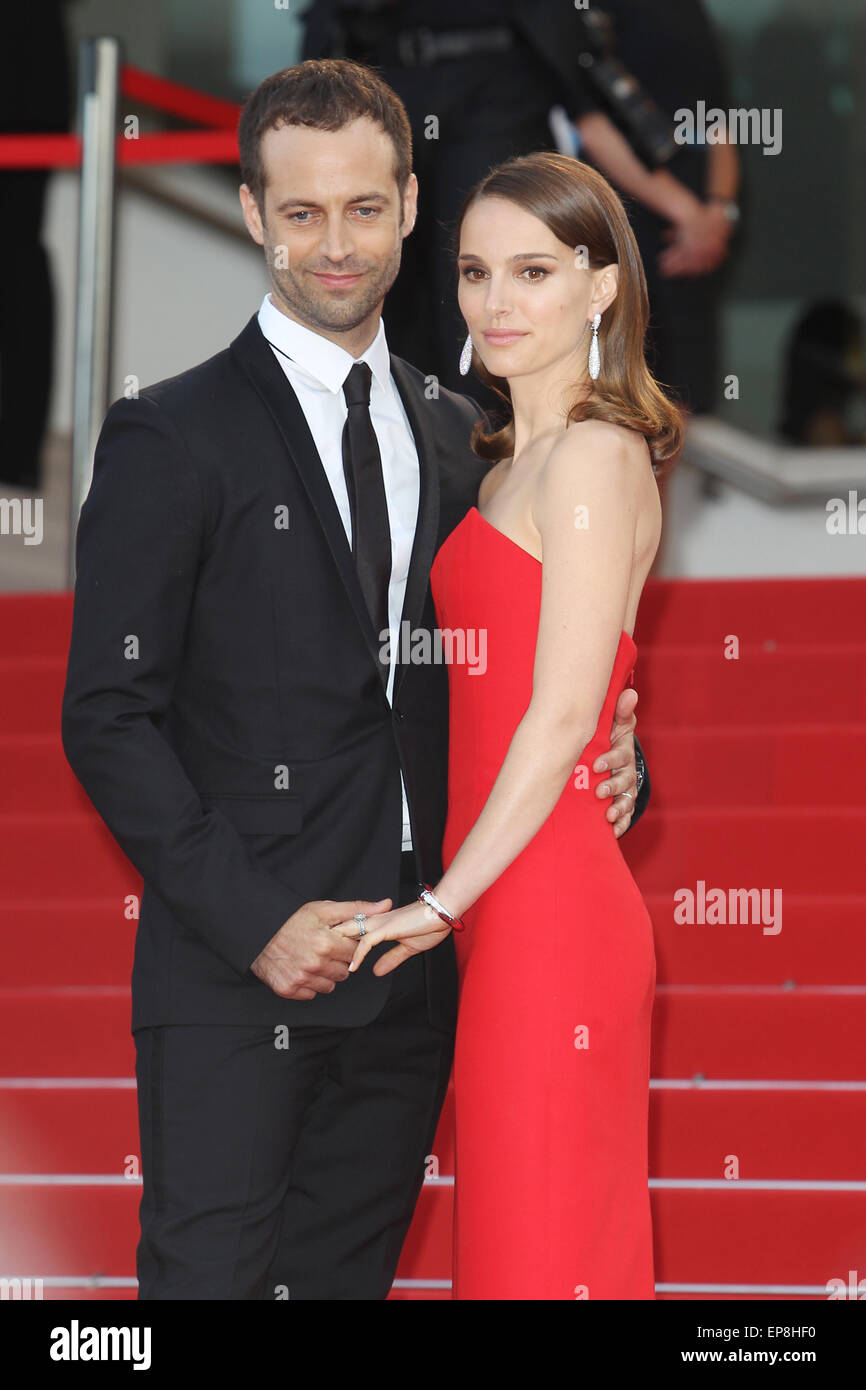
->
[250, 898, 392, 1000]
[593, 685, 639, 839]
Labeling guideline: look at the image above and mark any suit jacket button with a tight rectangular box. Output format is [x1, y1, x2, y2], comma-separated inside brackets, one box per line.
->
[394, 708, 406, 723]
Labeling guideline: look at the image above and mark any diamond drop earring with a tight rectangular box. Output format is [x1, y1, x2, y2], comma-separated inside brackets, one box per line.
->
[459, 332, 473, 376]
[588, 312, 602, 380]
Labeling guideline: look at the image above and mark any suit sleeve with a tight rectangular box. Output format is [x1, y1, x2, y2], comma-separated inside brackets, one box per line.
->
[60, 395, 307, 977]
[464, 393, 488, 423]
[629, 735, 650, 828]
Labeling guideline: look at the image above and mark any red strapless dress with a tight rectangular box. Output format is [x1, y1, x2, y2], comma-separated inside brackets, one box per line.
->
[430, 506, 656, 1301]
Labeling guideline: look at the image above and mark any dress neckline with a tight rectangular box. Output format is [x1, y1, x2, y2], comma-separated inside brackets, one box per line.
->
[471, 504, 541, 566]
[468, 506, 637, 652]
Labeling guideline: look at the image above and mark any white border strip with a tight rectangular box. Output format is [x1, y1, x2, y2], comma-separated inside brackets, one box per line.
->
[657, 985, 866, 996]
[0, 1275, 139, 1289]
[0, 1079, 136, 1089]
[649, 1178, 866, 1191]
[0, 1275, 837, 1296]
[1, 1174, 863, 1191]
[655, 1283, 831, 1296]
[1, 1077, 865, 1091]
[651, 1079, 866, 1090]
[0, 1175, 142, 1185]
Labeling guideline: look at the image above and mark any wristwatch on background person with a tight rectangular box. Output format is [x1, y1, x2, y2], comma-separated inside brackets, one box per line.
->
[706, 193, 740, 226]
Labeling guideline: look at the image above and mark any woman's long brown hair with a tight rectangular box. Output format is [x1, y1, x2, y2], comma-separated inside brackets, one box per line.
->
[455, 152, 685, 477]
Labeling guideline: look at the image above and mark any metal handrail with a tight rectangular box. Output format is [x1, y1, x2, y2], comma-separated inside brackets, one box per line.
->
[682, 417, 866, 505]
[68, 35, 120, 588]
[119, 166, 250, 245]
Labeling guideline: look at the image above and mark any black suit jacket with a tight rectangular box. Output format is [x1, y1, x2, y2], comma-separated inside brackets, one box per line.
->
[61, 312, 649, 1033]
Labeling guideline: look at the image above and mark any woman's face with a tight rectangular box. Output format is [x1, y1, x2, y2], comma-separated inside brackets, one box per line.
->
[457, 195, 615, 384]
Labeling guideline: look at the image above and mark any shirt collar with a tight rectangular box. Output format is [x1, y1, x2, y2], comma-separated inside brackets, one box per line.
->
[258, 291, 392, 397]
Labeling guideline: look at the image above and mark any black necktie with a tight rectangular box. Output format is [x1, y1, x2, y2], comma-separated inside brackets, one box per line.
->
[341, 362, 392, 680]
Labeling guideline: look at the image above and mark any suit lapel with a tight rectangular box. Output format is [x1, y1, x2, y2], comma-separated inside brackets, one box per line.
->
[231, 314, 386, 680]
[388, 353, 441, 703]
[230, 314, 440, 699]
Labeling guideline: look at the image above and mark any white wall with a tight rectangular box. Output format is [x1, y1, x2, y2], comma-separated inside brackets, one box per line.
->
[656, 459, 866, 577]
[46, 170, 269, 422]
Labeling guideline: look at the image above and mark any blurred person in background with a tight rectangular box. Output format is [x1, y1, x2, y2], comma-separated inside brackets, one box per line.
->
[567, 0, 741, 419]
[302, 0, 739, 420]
[778, 300, 866, 446]
[302, 0, 602, 417]
[0, 2, 74, 490]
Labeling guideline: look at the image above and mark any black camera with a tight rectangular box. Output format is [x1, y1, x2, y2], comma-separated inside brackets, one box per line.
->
[575, 8, 677, 169]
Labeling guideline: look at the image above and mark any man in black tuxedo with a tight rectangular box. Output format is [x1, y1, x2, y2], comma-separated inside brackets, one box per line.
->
[61, 58, 650, 1300]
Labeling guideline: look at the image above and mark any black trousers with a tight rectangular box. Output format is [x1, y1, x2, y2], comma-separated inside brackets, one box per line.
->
[627, 194, 728, 417]
[134, 851, 455, 1300]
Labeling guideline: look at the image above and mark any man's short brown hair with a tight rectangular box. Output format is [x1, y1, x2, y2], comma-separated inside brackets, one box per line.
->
[238, 59, 413, 214]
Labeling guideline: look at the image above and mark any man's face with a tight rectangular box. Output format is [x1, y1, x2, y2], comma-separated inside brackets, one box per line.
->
[240, 116, 417, 339]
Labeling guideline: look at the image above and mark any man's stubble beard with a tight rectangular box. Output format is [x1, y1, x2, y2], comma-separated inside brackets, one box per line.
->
[264, 226, 404, 336]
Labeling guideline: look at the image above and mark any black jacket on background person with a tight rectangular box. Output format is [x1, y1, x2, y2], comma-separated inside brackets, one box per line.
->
[60, 313, 650, 1036]
[297, 1, 616, 398]
[301, 0, 588, 113]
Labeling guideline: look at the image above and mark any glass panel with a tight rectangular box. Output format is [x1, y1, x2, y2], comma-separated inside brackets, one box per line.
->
[704, 0, 866, 441]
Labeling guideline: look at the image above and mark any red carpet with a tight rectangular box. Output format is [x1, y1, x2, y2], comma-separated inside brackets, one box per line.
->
[1, 578, 864, 1300]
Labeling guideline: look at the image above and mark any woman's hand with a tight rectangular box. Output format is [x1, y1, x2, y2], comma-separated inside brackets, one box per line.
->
[332, 900, 452, 977]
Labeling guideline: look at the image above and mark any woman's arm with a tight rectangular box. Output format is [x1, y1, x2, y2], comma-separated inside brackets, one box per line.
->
[431, 422, 640, 919]
[344, 423, 645, 972]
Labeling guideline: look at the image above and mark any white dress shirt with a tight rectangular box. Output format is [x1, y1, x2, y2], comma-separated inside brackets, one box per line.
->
[257, 291, 419, 852]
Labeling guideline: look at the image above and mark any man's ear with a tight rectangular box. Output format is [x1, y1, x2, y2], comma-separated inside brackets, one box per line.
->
[401, 172, 419, 239]
[239, 183, 265, 246]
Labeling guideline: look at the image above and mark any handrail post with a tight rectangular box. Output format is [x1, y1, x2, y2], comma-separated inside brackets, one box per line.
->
[68, 35, 121, 587]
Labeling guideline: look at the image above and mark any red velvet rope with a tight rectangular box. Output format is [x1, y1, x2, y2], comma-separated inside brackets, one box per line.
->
[121, 65, 241, 129]
[0, 64, 243, 169]
[0, 134, 82, 168]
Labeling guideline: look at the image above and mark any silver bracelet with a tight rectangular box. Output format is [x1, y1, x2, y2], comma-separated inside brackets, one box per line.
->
[417, 883, 466, 933]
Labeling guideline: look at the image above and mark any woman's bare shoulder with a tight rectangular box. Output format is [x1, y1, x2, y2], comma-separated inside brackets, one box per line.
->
[553, 417, 651, 464]
[542, 419, 649, 490]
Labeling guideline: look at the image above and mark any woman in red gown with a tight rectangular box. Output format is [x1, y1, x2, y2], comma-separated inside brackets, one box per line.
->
[347, 153, 683, 1299]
